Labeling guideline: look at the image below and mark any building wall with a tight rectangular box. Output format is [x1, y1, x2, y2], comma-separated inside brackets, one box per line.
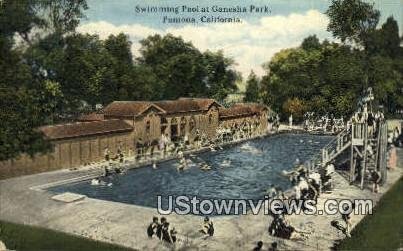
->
[126, 106, 220, 147]
[259, 111, 269, 133]
[219, 112, 268, 135]
[0, 131, 132, 179]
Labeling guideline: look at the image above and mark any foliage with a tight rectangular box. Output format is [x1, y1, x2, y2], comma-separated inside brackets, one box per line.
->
[0, 88, 52, 161]
[261, 1, 402, 120]
[301, 35, 321, 51]
[244, 71, 260, 102]
[0, 0, 83, 160]
[282, 98, 306, 122]
[334, 178, 403, 250]
[138, 34, 238, 101]
[326, 0, 380, 47]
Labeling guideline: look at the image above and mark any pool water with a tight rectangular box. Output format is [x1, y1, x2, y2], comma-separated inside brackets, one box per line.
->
[48, 134, 332, 212]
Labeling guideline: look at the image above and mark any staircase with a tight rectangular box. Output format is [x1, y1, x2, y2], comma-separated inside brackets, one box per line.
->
[305, 128, 352, 170]
[305, 120, 389, 189]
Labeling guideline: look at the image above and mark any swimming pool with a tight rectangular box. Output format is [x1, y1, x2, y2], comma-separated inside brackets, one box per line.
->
[48, 134, 333, 213]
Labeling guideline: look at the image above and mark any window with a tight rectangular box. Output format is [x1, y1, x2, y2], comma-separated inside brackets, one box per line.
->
[189, 116, 196, 131]
[209, 114, 213, 124]
[146, 121, 151, 134]
[161, 117, 168, 125]
[180, 117, 186, 130]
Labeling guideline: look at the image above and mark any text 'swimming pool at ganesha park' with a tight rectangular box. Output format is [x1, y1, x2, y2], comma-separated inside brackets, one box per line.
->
[156, 196, 373, 216]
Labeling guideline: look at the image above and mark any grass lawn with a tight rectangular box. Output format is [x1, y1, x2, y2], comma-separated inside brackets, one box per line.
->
[335, 177, 403, 251]
[0, 220, 135, 251]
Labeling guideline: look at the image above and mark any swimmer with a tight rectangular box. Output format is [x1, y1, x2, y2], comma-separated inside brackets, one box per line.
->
[178, 151, 184, 159]
[91, 177, 109, 186]
[103, 166, 111, 177]
[177, 163, 185, 172]
[114, 166, 123, 174]
[221, 159, 231, 168]
[200, 163, 211, 170]
[175, 157, 187, 172]
[91, 178, 101, 186]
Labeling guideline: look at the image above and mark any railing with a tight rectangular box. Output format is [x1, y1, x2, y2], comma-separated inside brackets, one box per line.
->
[377, 122, 388, 184]
[305, 127, 352, 171]
[305, 125, 356, 173]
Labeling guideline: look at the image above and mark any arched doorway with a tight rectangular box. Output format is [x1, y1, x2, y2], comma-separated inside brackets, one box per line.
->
[170, 117, 179, 141]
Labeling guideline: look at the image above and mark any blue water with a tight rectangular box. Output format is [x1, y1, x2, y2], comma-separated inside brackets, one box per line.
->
[48, 134, 332, 212]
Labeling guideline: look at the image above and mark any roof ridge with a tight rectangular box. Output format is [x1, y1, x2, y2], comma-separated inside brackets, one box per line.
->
[40, 119, 124, 129]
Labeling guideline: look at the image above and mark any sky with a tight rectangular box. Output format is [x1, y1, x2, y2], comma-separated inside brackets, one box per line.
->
[78, 0, 403, 78]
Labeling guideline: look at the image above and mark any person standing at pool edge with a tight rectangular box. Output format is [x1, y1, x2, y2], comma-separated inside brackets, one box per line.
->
[104, 147, 110, 162]
[289, 114, 293, 129]
[200, 216, 214, 237]
[147, 216, 159, 238]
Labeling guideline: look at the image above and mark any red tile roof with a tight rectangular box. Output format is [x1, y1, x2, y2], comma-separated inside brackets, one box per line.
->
[154, 98, 220, 114]
[218, 106, 258, 119]
[103, 98, 221, 117]
[77, 112, 104, 122]
[233, 103, 269, 113]
[103, 101, 165, 117]
[39, 120, 133, 140]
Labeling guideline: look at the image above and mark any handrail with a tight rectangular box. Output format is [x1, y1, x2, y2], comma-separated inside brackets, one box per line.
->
[305, 126, 352, 170]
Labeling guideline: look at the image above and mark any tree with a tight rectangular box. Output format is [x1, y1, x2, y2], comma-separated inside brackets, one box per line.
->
[105, 33, 132, 65]
[366, 17, 401, 58]
[326, 0, 380, 47]
[104, 34, 133, 102]
[130, 65, 164, 101]
[261, 40, 367, 118]
[301, 35, 321, 51]
[138, 34, 204, 99]
[138, 34, 237, 100]
[63, 34, 118, 107]
[369, 55, 403, 114]
[33, 0, 88, 37]
[244, 71, 260, 102]
[0, 0, 87, 160]
[261, 1, 402, 118]
[203, 50, 238, 101]
[0, 0, 45, 44]
[0, 84, 65, 160]
[380, 17, 400, 58]
[282, 98, 306, 122]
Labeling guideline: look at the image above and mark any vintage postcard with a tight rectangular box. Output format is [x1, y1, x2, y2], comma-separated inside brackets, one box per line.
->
[0, 0, 402, 250]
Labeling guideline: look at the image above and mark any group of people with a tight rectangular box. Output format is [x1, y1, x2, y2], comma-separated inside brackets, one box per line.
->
[103, 147, 126, 176]
[268, 213, 311, 240]
[104, 146, 124, 164]
[90, 146, 126, 186]
[267, 161, 337, 240]
[349, 110, 385, 138]
[304, 112, 345, 134]
[283, 161, 333, 204]
[217, 120, 265, 145]
[146, 216, 214, 245]
[147, 217, 177, 244]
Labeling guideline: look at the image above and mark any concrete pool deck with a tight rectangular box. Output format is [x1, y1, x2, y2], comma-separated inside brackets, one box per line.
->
[0, 148, 402, 250]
